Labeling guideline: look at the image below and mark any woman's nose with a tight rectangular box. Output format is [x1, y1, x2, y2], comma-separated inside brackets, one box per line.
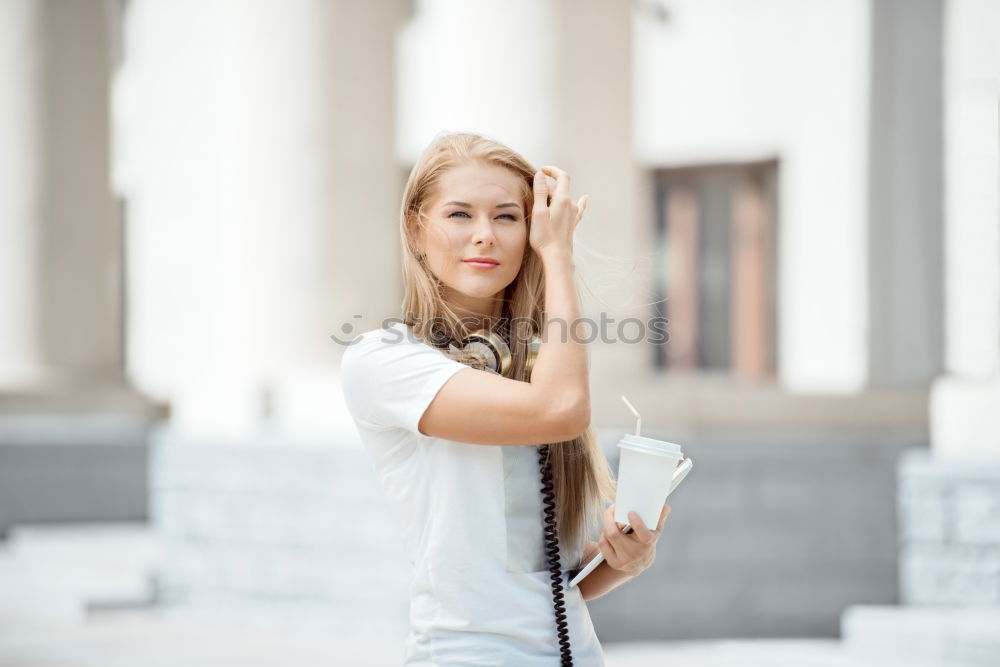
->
[470, 216, 496, 244]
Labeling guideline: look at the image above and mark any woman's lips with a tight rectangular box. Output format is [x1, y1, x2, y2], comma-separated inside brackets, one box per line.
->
[463, 260, 499, 269]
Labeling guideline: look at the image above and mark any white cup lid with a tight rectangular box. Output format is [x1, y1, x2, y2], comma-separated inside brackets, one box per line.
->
[618, 434, 683, 459]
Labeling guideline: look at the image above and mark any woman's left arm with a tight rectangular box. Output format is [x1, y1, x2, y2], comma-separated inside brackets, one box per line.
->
[577, 504, 671, 602]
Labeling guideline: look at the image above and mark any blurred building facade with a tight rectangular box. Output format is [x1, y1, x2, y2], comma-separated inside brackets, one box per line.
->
[1, 0, 998, 657]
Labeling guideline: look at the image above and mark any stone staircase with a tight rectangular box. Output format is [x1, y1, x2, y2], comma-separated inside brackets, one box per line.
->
[3, 435, 998, 666]
[1, 519, 997, 665]
[834, 448, 1000, 667]
[0, 521, 158, 623]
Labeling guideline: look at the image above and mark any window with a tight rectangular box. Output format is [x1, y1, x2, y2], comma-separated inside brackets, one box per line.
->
[653, 161, 779, 379]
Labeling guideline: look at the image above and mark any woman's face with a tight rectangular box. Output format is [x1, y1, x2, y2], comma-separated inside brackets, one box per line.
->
[418, 160, 528, 319]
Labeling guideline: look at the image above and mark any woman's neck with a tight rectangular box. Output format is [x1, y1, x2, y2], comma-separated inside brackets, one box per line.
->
[444, 292, 504, 336]
[455, 310, 502, 337]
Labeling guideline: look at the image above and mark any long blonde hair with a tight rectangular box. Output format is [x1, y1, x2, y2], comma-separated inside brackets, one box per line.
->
[399, 131, 616, 560]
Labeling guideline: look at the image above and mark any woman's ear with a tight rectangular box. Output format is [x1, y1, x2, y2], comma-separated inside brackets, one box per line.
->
[405, 209, 423, 257]
[409, 225, 424, 259]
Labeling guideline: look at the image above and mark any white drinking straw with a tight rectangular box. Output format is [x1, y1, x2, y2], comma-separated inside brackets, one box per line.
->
[620, 395, 641, 436]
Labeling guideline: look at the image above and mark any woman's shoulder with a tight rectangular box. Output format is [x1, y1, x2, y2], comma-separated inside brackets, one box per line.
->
[340, 321, 461, 375]
[339, 320, 469, 433]
[343, 321, 428, 357]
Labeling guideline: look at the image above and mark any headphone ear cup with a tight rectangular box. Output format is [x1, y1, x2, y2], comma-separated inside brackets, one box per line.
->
[462, 329, 513, 377]
[463, 340, 498, 373]
[524, 335, 541, 378]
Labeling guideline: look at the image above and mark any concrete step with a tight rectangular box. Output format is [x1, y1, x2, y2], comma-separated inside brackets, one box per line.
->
[0, 609, 402, 667]
[0, 614, 964, 667]
[604, 638, 951, 667]
[842, 604, 1000, 667]
[0, 521, 159, 622]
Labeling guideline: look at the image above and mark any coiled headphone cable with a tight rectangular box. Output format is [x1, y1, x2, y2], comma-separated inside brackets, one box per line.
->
[537, 444, 573, 665]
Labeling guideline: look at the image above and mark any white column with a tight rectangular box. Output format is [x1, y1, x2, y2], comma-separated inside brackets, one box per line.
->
[548, 0, 648, 399]
[1, 0, 124, 391]
[930, 0, 1000, 461]
[396, 0, 556, 164]
[0, 0, 44, 387]
[116, 0, 403, 436]
[40, 0, 122, 381]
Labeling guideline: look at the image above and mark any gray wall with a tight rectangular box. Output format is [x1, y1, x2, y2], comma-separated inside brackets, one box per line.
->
[0, 416, 150, 539]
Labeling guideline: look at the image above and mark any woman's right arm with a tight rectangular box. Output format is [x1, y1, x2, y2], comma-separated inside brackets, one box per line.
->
[417, 167, 590, 446]
[529, 245, 590, 434]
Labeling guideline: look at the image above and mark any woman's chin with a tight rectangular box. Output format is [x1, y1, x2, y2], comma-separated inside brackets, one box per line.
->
[444, 281, 508, 301]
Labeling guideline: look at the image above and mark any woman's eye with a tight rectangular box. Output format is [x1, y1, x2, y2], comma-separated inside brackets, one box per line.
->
[447, 211, 518, 221]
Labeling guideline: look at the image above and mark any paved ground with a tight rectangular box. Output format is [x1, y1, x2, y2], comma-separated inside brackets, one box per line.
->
[0, 522, 963, 667]
[0, 612, 954, 667]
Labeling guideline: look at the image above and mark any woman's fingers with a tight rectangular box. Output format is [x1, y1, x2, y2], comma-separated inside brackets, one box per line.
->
[540, 165, 571, 200]
[657, 504, 671, 532]
[575, 195, 588, 226]
[626, 511, 656, 545]
[597, 505, 621, 562]
[530, 165, 582, 255]
[532, 170, 549, 214]
[601, 504, 626, 552]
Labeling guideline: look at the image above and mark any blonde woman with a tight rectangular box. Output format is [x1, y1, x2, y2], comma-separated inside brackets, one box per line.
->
[340, 132, 671, 666]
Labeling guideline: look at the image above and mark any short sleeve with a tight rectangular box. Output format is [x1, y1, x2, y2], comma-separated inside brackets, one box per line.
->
[339, 326, 469, 434]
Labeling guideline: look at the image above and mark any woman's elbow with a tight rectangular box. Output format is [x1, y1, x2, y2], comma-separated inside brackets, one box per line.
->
[552, 393, 590, 441]
[571, 397, 591, 437]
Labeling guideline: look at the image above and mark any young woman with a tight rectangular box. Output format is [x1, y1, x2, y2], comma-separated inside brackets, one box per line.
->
[340, 132, 671, 666]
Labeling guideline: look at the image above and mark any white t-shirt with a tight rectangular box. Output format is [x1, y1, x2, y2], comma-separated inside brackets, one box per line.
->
[340, 321, 605, 666]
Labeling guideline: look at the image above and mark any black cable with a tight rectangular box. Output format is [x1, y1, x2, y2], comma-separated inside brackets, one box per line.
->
[537, 444, 573, 665]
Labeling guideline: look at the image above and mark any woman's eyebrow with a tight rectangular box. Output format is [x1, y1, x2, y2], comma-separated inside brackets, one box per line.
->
[444, 201, 522, 211]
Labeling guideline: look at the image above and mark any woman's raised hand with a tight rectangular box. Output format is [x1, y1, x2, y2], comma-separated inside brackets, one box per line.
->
[530, 165, 588, 257]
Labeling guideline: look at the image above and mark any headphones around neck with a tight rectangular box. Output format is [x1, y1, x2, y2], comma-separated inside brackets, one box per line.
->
[438, 328, 541, 378]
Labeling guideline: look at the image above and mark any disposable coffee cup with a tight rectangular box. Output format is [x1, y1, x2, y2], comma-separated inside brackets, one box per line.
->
[615, 434, 684, 528]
